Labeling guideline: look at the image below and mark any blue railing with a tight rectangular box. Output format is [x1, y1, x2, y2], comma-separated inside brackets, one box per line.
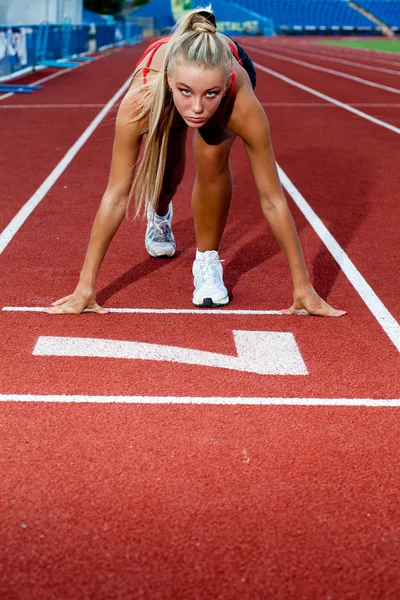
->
[0, 21, 142, 80]
[95, 24, 116, 49]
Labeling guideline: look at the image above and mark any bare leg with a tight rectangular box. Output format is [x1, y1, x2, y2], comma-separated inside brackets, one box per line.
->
[154, 125, 187, 216]
[192, 128, 236, 251]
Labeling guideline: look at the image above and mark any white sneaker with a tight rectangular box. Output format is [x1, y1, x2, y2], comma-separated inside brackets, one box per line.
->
[145, 203, 176, 257]
[192, 250, 229, 307]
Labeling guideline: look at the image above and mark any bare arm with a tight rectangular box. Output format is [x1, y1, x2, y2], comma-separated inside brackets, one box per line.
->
[79, 90, 144, 286]
[228, 89, 346, 317]
[47, 88, 145, 314]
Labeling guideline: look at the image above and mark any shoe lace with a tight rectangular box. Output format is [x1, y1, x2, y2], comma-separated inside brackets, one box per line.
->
[201, 257, 224, 286]
[152, 220, 173, 243]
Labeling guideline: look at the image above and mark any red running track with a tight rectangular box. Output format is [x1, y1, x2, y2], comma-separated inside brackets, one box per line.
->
[0, 39, 399, 599]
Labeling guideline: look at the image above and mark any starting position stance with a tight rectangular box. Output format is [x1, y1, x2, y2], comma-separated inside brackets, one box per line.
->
[46, 9, 345, 317]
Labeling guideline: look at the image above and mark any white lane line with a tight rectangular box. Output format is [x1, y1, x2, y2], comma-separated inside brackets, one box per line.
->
[0, 394, 399, 406]
[0, 69, 70, 101]
[270, 41, 400, 66]
[0, 73, 133, 255]
[257, 44, 400, 76]
[248, 46, 400, 96]
[254, 62, 400, 136]
[0, 104, 105, 109]
[262, 102, 332, 107]
[277, 165, 400, 352]
[308, 45, 400, 67]
[0, 64, 47, 82]
[344, 103, 400, 107]
[261, 103, 400, 107]
[2, 307, 282, 315]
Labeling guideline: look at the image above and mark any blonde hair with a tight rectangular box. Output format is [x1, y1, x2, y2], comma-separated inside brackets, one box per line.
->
[130, 8, 233, 218]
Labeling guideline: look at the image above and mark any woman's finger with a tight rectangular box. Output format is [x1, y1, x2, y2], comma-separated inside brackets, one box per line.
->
[51, 295, 72, 306]
[281, 306, 298, 315]
[88, 303, 109, 314]
[43, 303, 82, 315]
[312, 304, 347, 318]
[281, 304, 346, 317]
[43, 303, 109, 315]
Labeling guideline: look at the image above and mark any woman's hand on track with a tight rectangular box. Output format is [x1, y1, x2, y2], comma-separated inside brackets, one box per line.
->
[282, 284, 346, 318]
[44, 284, 109, 315]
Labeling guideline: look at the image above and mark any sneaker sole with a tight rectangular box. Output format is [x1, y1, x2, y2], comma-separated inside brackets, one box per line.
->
[146, 244, 176, 258]
[147, 249, 176, 258]
[193, 296, 230, 308]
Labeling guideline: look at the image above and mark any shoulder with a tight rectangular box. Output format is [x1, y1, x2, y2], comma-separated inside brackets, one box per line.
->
[115, 86, 148, 135]
[134, 38, 170, 75]
[227, 86, 269, 145]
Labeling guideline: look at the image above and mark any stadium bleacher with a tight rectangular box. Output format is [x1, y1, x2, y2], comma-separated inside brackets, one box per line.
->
[355, 0, 400, 30]
[227, 0, 396, 33]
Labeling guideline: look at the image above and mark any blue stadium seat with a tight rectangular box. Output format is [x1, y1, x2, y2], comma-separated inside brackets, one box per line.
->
[226, 0, 381, 33]
[355, 0, 400, 29]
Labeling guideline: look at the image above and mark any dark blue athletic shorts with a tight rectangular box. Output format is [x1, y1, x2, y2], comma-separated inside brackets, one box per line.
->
[232, 40, 257, 89]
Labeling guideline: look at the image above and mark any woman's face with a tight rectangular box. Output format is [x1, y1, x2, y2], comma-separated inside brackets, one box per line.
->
[167, 61, 228, 128]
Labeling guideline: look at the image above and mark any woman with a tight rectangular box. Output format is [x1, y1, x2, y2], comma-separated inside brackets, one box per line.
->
[46, 8, 345, 317]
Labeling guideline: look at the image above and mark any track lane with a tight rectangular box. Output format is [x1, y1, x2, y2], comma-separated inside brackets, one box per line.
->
[1, 37, 400, 600]
[241, 50, 400, 321]
[0, 45, 145, 232]
[247, 41, 400, 92]
[1, 402, 400, 599]
[275, 37, 400, 67]
[258, 42, 400, 76]
[0, 117, 398, 397]
[254, 36, 400, 66]
[0, 307, 398, 398]
[245, 45, 400, 110]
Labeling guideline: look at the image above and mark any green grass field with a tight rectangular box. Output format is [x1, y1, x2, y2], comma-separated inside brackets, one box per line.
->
[318, 39, 400, 54]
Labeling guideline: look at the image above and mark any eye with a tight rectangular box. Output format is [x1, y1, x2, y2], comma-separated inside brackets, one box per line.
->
[179, 89, 191, 96]
[205, 91, 218, 98]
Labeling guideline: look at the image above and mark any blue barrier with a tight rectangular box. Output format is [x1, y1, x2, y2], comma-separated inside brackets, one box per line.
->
[95, 22, 142, 50]
[62, 19, 94, 62]
[0, 23, 90, 78]
[0, 26, 35, 78]
[95, 24, 116, 49]
[123, 23, 142, 46]
[0, 21, 142, 83]
[115, 22, 142, 46]
[0, 26, 44, 91]
[35, 23, 81, 68]
[0, 84, 34, 93]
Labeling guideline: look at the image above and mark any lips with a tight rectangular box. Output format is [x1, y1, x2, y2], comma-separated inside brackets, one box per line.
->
[186, 117, 206, 123]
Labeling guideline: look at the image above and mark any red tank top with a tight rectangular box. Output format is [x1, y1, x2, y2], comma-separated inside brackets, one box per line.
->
[135, 37, 241, 106]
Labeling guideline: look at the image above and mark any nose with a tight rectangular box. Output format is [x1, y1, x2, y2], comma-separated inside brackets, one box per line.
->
[191, 97, 204, 114]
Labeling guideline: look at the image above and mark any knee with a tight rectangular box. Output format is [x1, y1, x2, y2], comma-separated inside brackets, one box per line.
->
[195, 147, 230, 182]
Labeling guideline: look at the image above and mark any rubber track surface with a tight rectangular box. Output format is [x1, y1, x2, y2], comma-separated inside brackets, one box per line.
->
[0, 40, 399, 600]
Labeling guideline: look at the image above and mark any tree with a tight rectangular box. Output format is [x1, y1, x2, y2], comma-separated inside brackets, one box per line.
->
[133, 0, 149, 7]
[84, 0, 123, 15]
